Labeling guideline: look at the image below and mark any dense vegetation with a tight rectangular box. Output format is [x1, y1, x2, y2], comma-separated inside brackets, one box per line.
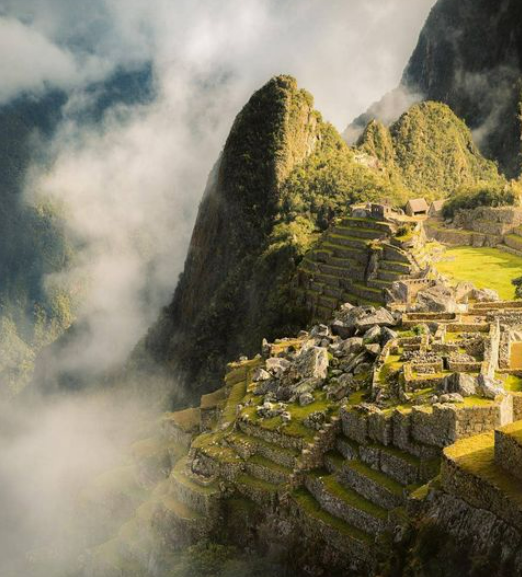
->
[359, 102, 503, 198]
[442, 182, 520, 218]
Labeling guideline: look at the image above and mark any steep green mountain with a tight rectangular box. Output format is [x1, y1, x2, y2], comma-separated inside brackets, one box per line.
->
[349, 0, 522, 178]
[136, 76, 407, 403]
[359, 101, 503, 197]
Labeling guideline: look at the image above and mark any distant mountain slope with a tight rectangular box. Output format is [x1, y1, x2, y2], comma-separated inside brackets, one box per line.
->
[0, 65, 153, 396]
[348, 0, 522, 177]
[359, 101, 502, 196]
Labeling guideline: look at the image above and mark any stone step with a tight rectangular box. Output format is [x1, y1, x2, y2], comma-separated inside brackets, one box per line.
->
[169, 457, 220, 515]
[378, 259, 412, 274]
[351, 282, 384, 301]
[319, 294, 338, 308]
[382, 244, 411, 264]
[332, 225, 387, 241]
[504, 234, 522, 252]
[342, 291, 382, 309]
[498, 244, 522, 258]
[367, 279, 393, 291]
[377, 269, 405, 282]
[234, 472, 280, 507]
[316, 262, 351, 280]
[322, 242, 369, 264]
[226, 431, 300, 468]
[358, 444, 422, 487]
[329, 233, 369, 250]
[339, 459, 405, 510]
[340, 217, 393, 234]
[238, 419, 307, 451]
[324, 450, 346, 474]
[441, 432, 522, 531]
[245, 454, 293, 486]
[323, 285, 345, 300]
[495, 421, 522, 481]
[305, 470, 388, 535]
[292, 488, 374, 560]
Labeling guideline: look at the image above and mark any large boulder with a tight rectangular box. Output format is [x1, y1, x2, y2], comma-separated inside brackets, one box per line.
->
[355, 307, 397, 331]
[472, 288, 500, 303]
[293, 347, 329, 380]
[477, 374, 505, 399]
[416, 284, 457, 313]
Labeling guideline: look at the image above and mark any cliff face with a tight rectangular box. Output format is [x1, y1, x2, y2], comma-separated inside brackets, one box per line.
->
[403, 0, 522, 177]
[349, 0, 522, 177]
[139, 76, 324, 401]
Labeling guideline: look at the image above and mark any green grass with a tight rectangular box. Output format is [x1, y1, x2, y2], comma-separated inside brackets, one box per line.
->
[498, 373, 522, 392]
[445, 432, 522, 509]
[435, 247, 522, 300]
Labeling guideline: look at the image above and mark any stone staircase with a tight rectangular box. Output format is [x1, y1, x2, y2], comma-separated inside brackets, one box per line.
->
[289, 421, 439, 568]
[499, 225, 522, 257]
[297, 216, 419, 322]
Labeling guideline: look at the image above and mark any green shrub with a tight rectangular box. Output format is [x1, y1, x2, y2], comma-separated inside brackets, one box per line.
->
[443, 182, 519, 219]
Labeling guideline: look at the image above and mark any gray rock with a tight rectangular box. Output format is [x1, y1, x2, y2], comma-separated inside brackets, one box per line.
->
[266, 357, 291, 377]
[365, 343, 381, 357]
[354, 362, 373, 375]
[294, 377, 323, 396]
[252, 368, 271, 382]
[331, 319, 354, 339]
[477, 374, 505, 399]
[355, 307, 397, 331]
[310, 324, 330, 338]
[342, 337, 365, 356]
[256, 402, 287, 419]
[303, 410, 328, 430]
[364, 325, 382, 343]
[342, 350, 368, 373]
[472, 288, 500, 303]
[326, 373, 355, 401]
[294, 347, 329, 380]
[299, 392, 314, 407]
[416, 284, 457, 313]
[455, 281, 475, 302]
[441, 373, 477, 397]
[440, 393, 464, 404]
[381, 327, 398, 345]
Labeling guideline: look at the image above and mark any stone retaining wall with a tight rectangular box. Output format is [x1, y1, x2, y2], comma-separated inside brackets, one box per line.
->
[495, 425, 522, 481]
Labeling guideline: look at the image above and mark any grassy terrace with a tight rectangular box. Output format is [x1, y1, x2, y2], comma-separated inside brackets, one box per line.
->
[311, 469, 388, 520]
[292, 488, 373, 544]
[435, 247, 522, 300]
[444, 432, 522, 509]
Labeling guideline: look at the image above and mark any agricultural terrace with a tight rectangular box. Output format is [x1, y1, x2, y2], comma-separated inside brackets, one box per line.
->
[435, 247, 522, 300]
